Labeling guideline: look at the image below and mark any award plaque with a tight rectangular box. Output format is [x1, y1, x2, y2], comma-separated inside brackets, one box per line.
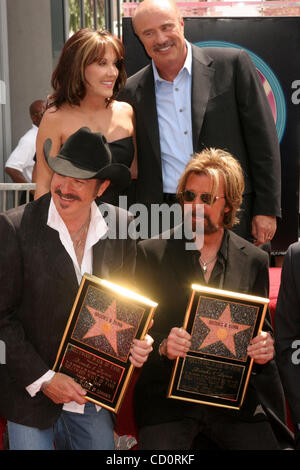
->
[168, 284, 268, 410]
[53, 274, 157, 413]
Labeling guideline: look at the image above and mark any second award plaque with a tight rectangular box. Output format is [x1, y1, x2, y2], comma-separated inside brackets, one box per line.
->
[53, 274, 157, 413]
[168, 284, 268, 410]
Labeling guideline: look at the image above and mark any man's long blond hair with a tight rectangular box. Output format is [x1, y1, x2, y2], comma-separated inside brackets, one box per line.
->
[177, 148, 245, 229]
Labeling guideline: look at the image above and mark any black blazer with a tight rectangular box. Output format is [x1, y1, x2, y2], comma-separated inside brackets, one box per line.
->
[119, 45, 281, 218]
[275, 242, 300, 437]
[0, 194, 136, 429]
[133, 228, 293, 448]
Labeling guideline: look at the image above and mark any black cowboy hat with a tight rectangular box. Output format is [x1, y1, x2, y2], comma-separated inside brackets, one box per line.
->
[43, 127, 131, 191]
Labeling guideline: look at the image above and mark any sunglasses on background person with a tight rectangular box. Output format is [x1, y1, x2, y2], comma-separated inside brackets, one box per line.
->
[181, 190, 225, 205]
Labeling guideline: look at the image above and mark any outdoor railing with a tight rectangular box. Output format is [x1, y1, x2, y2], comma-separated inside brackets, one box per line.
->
[0, 183, 35, 212]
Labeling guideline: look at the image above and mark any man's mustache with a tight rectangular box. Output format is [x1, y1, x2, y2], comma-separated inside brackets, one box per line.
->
[55, 189, 81, 201]
[153, 41, 174, 52]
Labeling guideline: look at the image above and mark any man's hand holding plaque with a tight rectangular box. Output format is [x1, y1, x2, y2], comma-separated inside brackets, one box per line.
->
[160, 326, 274, 366]
[167, 284, 271, 410]
[43, 330, 154, 406]
[159, 327, 191, 360]
[130, 334, 154, 368]
[53, 275, 157, 413]
[247, 331, 274, 365]
[42, 372, 88, 405]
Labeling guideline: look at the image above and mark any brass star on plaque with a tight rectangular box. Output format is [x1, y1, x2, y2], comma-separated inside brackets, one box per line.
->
[199, 304, 250, 356]
[83, 300, 134, 354]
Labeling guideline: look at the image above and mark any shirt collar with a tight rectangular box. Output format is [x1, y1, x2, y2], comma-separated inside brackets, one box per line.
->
[47, 198, 108, 246]
[152, 40, 192, 84]
[184, 228, 229, 261]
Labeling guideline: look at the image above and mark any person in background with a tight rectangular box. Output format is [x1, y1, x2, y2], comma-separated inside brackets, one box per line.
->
[119, 0, 281, 244]
[35, 29, 137, 206]
[275, 242, 300, 449]
[5, 99, 46, 201]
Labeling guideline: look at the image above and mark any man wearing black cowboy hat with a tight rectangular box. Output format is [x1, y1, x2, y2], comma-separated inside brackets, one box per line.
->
[0, 127, 153, 450]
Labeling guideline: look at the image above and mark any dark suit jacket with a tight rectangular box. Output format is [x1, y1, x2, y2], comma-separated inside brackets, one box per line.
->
[275, 242, 300, 441]
[0, 194, 136, 429]
[134, 228, 293, 448]
[119, 45, 281, 220]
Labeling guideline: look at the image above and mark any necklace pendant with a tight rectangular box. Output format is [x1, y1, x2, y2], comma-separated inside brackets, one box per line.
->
[202, 265, 207, 273]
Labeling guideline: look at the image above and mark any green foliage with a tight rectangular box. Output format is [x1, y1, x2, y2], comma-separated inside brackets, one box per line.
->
[68, 0, 105, 37]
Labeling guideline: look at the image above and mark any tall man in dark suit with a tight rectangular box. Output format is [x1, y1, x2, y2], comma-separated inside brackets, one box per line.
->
[134, 148, 293, 449]
[0, 127, 153, 450]
[275, 243, 300, 449]
[119, 0, 281, 245]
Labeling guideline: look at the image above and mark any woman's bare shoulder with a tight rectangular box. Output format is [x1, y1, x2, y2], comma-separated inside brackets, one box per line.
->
[112, 100, 134, 117]
[42, 103, 72, 122]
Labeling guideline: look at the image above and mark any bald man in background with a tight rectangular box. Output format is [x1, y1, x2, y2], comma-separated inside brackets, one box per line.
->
[5, 99, 46, 187]
[119, 0, 281, 245]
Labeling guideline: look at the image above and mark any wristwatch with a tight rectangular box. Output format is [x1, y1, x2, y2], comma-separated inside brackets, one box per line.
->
[158, 338, 167, 357]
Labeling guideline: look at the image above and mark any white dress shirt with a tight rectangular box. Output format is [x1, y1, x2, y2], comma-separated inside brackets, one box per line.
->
[152, 40, 193, 194]
[26, 198, 108, 414]
[5, 124, 38, 182]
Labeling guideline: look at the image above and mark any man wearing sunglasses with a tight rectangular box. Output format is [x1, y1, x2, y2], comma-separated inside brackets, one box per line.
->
[133, 148, 293, 450]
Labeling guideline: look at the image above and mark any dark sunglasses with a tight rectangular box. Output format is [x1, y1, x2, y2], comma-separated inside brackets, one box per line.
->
[181, 190, 225, 205]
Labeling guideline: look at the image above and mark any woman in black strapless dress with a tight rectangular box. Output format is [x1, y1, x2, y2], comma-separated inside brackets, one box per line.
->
[99, 136, 135, 206]
[35, 28, 137, 206]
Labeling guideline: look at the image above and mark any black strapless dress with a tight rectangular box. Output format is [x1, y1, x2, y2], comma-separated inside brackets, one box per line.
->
[109, 136, 134, 168]
[98, 136, 136, 206]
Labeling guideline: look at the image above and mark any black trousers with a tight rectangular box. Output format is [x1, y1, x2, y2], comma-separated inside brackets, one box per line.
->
[138, 409, 281, 451]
